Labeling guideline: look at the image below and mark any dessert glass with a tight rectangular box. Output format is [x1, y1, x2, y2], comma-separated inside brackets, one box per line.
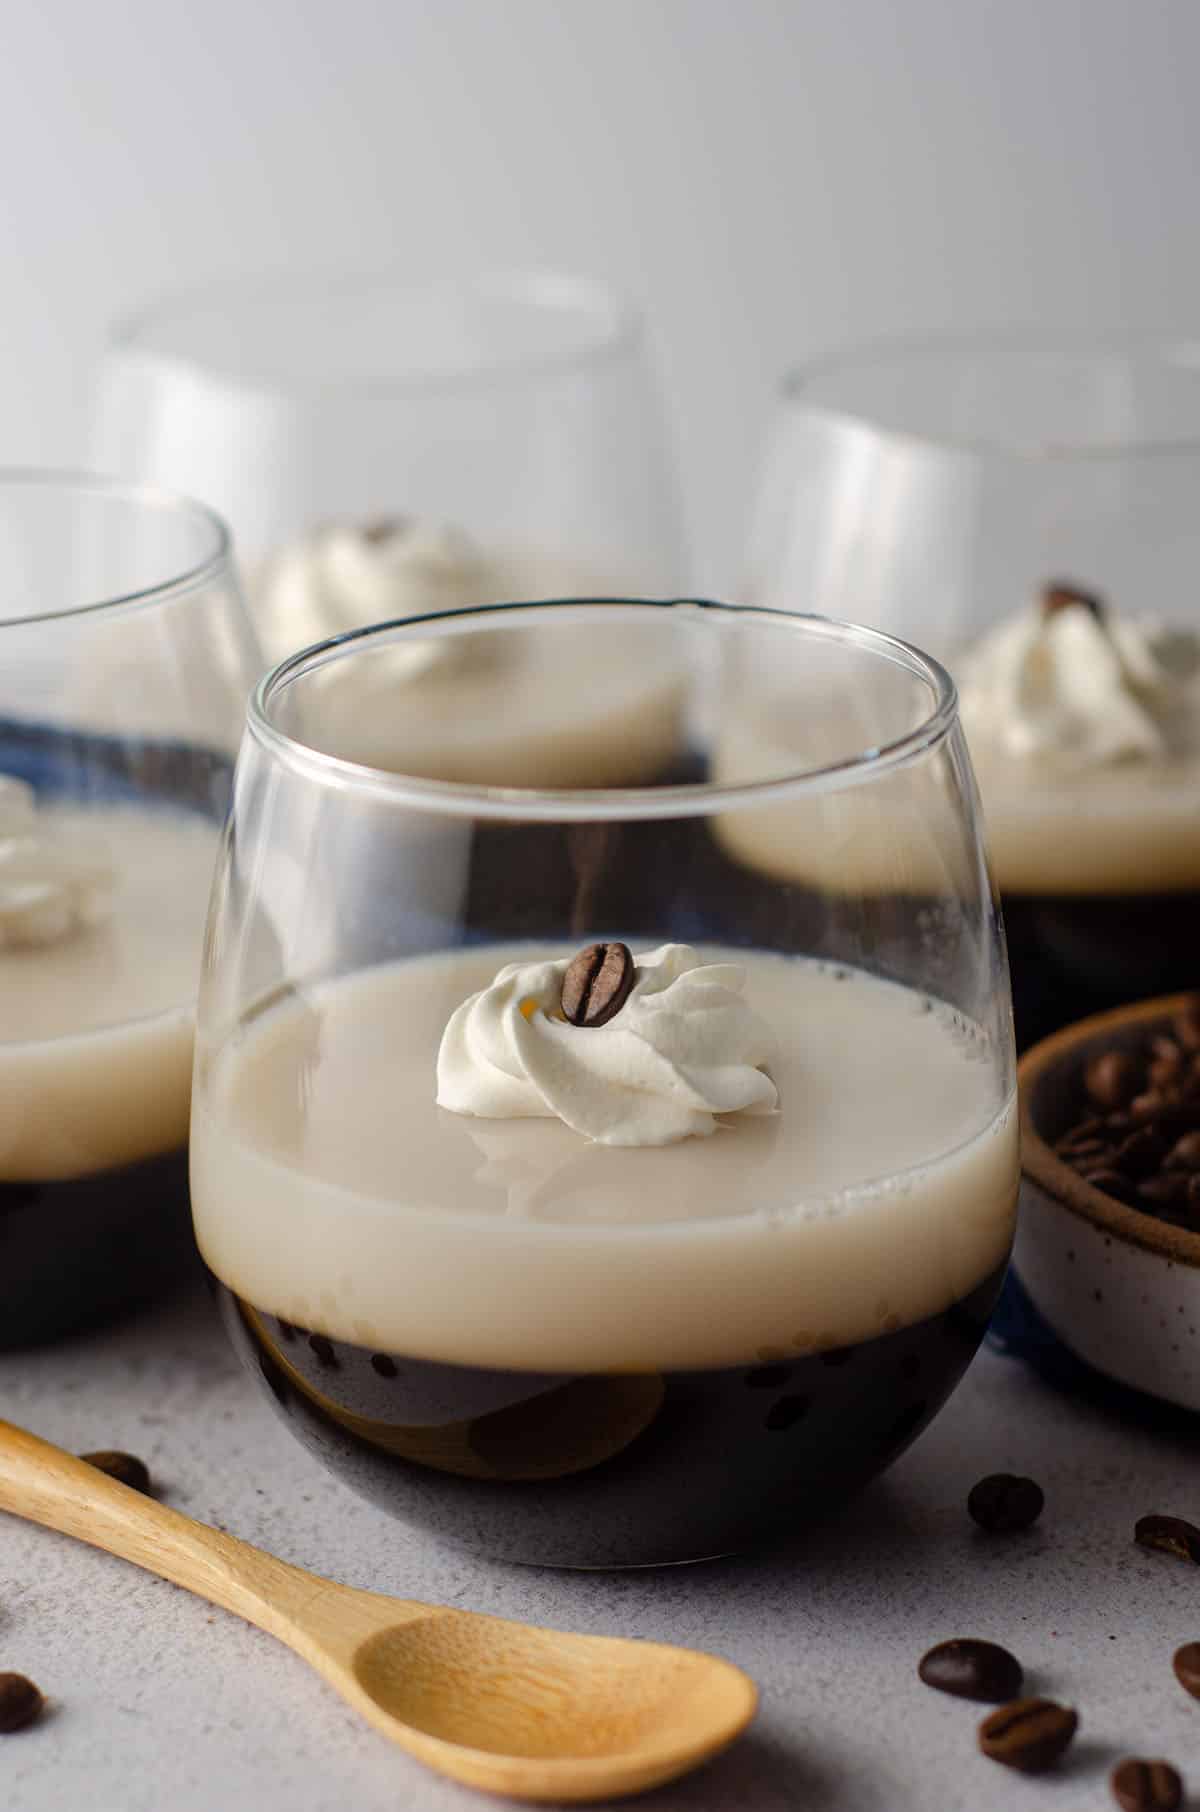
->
[94, 270, 686, 665]
[746, 335, 1200, 1047]
[191, 599, 1018, 1567]
[0, 472, 260, 1345]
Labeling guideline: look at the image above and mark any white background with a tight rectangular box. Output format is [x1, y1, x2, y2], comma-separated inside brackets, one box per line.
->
[1, 0, 1197, 588]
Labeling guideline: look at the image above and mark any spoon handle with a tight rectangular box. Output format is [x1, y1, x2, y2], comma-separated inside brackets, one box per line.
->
[0, 1416, 333, 1642]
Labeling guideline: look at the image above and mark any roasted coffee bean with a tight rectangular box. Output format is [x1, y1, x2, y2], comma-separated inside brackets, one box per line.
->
[1062, 1138, 1112, 1162]
[1173, 999, 1200, 1051]
[917, 1638, 1023, 1702]
[978, 1697, 1077, 1773]
[1056, 1115, 1108, 1152]
[561, 942, 635, 1028]
[1166, 1131, 1200, 1171]
[968, 1473, 1044, 1532]
[0, 1674, 43, 1734]
[1115, 1128, 1170, 1177]
[1135, 1514, 1200, 1563]
[1131, 1090, 1175, 1122]
[1189, 1173, 1200, 1206]
[1138, 1174, 1192, 1208]
[1042, 580, 1105, 620]
[1172, 1641, 1200, 1699]
[1111, 1757, 1184, 1811]
[80, 1450, 151, 1494]
[1085, 1049, 1141, 1111]
[1079, 1168, 1141, 1206]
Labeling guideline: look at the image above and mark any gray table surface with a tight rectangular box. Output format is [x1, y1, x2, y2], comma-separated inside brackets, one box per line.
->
[0, 1276, 1195, 1812]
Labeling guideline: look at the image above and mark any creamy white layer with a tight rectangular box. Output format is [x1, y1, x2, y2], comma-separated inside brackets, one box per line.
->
[0, 804, 221, 1180]
[192, 944, 1017, 1371]
[255, 539, 686, 789]
[958, 600, 1200, 895]
[966, 752, 1200, 895]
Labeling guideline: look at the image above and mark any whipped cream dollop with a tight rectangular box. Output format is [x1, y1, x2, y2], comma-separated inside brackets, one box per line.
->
[436, 943, 779, 1147]
[959, 591, 1200, 769]
[255, 517, 490, 665]
[0, 778, 114, 949]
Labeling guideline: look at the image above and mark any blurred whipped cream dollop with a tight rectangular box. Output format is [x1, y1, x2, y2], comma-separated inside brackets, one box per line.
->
[436, 943, 779, 1147]
[255, 517, 489, 666]
[959, 589, 1200, 769]
[0, 778, 114, 950]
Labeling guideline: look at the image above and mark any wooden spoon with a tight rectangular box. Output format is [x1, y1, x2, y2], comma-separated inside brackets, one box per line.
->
[0, 1417, 757, 1803]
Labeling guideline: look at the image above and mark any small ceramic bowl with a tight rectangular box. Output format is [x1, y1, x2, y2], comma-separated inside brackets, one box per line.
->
[1018, 993, 1200, 1412]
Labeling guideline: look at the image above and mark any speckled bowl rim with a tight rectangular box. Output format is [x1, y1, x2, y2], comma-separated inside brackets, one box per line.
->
[1020, 992, 1200, 1269]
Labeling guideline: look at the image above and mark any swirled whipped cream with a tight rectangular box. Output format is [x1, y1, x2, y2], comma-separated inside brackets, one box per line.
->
[255, 517, 489, 665]
[436, 943, 779, 1147]
[0, 778, 114, 949]
[959, 587, 1200, 768]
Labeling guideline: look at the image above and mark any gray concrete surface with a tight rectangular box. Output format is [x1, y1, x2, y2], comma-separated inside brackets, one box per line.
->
[0, 1278, 1194, 1811]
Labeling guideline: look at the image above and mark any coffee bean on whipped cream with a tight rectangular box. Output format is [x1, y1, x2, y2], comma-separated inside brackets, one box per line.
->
[1041, 579, 1105, 619]
[1135, 1514, 1200, 1563]
[0, 1673, 43, 1733]
[560, 942, 635, 1028]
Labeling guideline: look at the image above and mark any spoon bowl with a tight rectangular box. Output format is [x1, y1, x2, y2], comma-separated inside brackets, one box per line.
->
[0, 1417, 756, 1802]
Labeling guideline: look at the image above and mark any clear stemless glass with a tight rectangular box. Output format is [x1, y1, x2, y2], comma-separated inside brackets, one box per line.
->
[0, 472, 261, 1347]
[191, 599, 1017, 1568]
[94, 270, 686, 666]
[747, 335, 1200, 1047]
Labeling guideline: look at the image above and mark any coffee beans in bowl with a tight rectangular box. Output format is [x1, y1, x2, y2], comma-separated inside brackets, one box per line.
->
[1018, 992, 1200, 1411]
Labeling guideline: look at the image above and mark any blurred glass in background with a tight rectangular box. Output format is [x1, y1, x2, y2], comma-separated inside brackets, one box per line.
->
[94, 269, 687, 666]
[746, 335, 1200, 654]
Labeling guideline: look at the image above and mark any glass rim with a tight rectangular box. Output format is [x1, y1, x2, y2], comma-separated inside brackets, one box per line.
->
[110, 267, 644, 401]
[781, 327, 1200, 461]
[248, 598, 960, 823]
[0, 468, 232, 628]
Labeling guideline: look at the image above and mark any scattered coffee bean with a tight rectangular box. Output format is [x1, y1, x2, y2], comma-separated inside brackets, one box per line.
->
[0, 1674, 43, 1734]
[1086, 1049, 1141, 1111]
[918, 1638, 1023, 1702]
[1111, 1757, 1184, 1812]
[978, 1697, 1077, 1773]
[560, 942, 635, 1028]
[80, 1450, 151, 1494]
[1135, 1514, 1200, 1563]
[968, 1473, 1045, 1532]
[1171, 1641, 1200, 1699]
